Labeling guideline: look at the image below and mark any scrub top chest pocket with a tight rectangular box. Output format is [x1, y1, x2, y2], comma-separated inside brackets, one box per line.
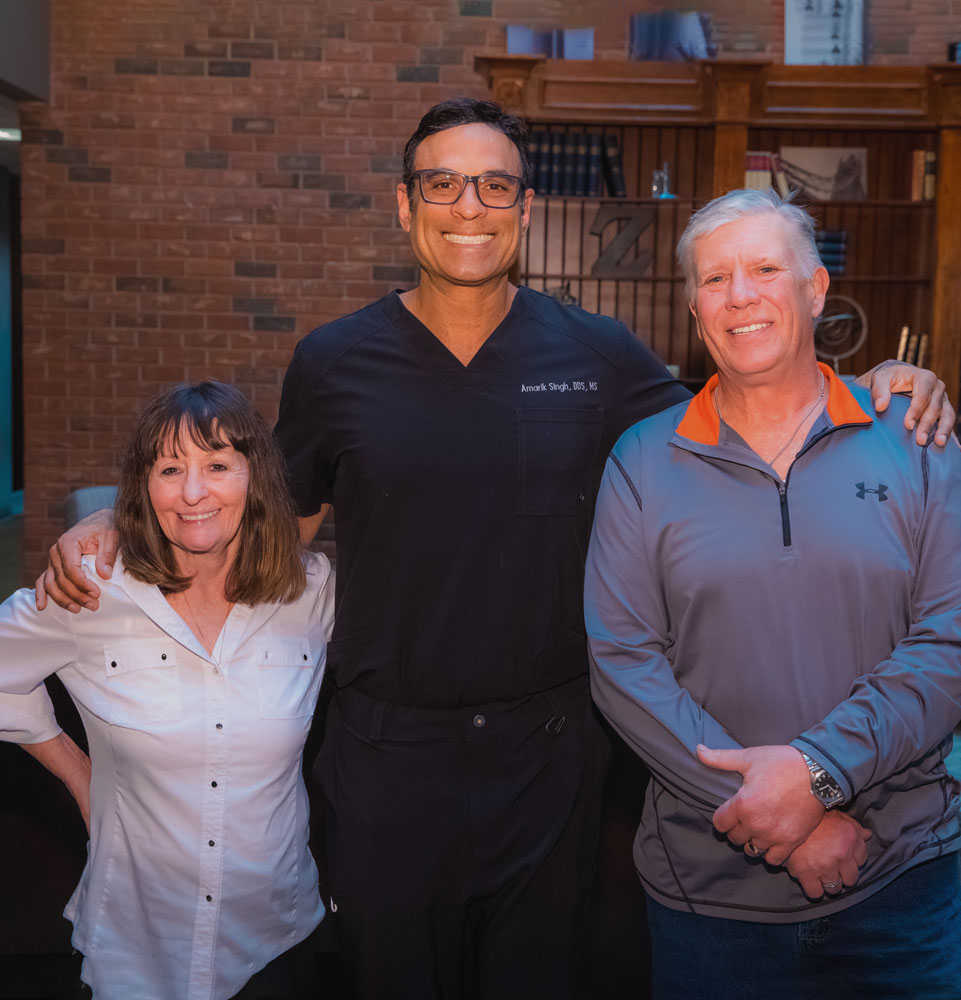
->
[257, 637, 319, 719]
[516, 408, 604, 515]
[101, 641, 181, 726]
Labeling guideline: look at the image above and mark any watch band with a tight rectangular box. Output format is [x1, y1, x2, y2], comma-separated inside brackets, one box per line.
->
[800, 752, 844, 808]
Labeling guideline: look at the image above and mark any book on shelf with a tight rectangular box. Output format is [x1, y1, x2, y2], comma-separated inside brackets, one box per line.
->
[896, 325, 910, 362]
[531, 129, 613, 198]
[815, 227, 847, 274]
[744, 151, 774, 190]
[629, 11, 715, 60]
[923, 151, 937, 200]
[911, 150, 926, 201]
[548, 132, 563, 196]
[506, 25, 594, 59]
[897, 330, 929, 367]
[586, 132, 603, 196]
[601, 134, 627, 197]
[528, 132, 542, 193]
[905, 332, 920, 366]
[561, 133, 578, 196]
[534, 132, 552, 194]
[572, 133, 589, 197]
[911, 150, 937, 201]
[560, 28, 594, 60]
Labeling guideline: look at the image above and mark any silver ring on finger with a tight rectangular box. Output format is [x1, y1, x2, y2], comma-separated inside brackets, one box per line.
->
[745, 840, 764, 857]
[821, 877, 842, 890]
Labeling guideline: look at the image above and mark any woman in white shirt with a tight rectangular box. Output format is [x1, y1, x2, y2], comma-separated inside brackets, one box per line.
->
[0, 380, 335, 1000]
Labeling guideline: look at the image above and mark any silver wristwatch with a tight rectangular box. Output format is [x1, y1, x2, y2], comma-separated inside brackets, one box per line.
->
[800, 752, 844, 808]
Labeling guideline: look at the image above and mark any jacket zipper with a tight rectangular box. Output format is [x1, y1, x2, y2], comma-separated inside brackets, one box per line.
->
[776, 480, 791, 547]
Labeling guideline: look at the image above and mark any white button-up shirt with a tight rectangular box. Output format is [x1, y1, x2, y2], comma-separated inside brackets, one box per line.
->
[0, 553, 335, 1000]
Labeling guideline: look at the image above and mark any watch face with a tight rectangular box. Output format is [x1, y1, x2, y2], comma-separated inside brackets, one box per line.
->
[813, 771, 844, 805]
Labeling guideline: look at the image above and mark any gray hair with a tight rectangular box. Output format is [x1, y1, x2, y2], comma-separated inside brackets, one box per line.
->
[676, 188, 822, 304]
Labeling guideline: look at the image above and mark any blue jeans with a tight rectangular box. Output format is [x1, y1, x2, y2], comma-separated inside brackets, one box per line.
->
[646, 853, 961, 1000]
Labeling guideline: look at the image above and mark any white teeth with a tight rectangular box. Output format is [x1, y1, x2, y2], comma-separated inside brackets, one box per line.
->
[730, 322, 771, 334]
[180, 511, 218, 522]
[443, 233, 493, 245]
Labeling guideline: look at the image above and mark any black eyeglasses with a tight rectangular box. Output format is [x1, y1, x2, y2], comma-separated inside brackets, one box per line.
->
[411, 169, 525, 209]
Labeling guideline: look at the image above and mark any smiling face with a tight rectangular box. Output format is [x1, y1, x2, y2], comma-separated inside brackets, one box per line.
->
[397, 122, 534, 290]
[690, 212, 829, 386]
[147, 431, 250, 569]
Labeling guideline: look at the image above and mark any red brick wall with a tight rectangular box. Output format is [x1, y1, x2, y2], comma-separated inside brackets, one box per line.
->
[17, 1, 959, 578]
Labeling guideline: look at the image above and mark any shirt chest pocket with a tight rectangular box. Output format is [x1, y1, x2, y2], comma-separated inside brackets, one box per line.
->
[100, 641, 181, 726]
[257, 638, 320, 719]
[516, 408, 604, 515]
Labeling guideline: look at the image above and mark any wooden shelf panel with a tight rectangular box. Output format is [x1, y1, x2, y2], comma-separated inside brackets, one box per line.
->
[478, 55, 961, 402]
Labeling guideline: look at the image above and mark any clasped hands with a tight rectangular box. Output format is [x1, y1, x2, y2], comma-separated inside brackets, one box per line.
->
[697, 744, 871, 900]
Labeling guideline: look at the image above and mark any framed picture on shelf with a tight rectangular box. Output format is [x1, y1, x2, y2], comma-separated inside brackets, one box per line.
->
[778, 147, 867, 201]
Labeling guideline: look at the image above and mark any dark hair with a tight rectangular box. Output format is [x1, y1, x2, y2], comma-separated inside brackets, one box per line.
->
[402, 97, 532, 198]
[116, 380, 307, 605]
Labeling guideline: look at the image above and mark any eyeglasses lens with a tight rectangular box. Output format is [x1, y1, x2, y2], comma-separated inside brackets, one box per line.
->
[419, 171, 520, 208]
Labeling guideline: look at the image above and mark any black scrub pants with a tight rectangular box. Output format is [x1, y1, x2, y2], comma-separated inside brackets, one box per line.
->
[316, 675, 609, 1000]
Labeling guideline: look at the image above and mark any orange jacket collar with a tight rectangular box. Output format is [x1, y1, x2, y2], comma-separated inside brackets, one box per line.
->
[675, 363, 873, 446]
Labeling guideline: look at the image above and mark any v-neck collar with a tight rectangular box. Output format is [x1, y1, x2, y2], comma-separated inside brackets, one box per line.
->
[386, 287, 527, 379]
[109, 554, 256, 666]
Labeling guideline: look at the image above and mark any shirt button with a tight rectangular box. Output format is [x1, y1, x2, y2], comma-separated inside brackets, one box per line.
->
[110, 661, 117, 668]
[208, 840, 215, 847]
[216, 723, 223, 730]
[303, 654, 308, 661]
[473, 714, 486, 728]
[211, 781, 218, 788]
[161, 653, 167, 661]
[206, 895, 212, 902]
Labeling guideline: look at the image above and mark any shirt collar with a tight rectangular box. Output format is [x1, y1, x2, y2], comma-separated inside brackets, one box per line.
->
[675, 362, 873, 446]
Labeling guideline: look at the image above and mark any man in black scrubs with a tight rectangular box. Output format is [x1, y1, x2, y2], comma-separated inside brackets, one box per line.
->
[39, 98, 955, 999]
[273, 99, 689, 998]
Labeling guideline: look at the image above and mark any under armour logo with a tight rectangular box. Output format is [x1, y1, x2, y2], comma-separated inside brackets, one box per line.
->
[855, 482, 888, 501]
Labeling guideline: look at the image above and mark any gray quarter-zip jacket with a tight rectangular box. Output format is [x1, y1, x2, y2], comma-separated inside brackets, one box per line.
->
[585, 364, 961, 921]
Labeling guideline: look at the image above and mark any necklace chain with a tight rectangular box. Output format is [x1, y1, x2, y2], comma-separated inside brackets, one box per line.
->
[713, 370, 825, 468]
[179, 588, 232, 652]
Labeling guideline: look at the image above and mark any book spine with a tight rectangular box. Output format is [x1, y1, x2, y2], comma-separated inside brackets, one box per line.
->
[896, 325, 910, 362]
[561, 133, 578, 196]
[744, 151, 773, 190]
[549, 132, 563, 196]
[917, 332, 929, 368]
[528, 133, 541, 194]
[587, 133, 603, 196]
[905, 332, 920, 365]
[535, 132, 552, 195]
[910, 149, 926, 202]
[573, 133, 589, 196]
[602, 134, 627, 197]
[923, 151, 936, 200]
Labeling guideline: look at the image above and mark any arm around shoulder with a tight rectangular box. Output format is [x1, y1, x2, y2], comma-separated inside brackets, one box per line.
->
[36, 506, 118, 613]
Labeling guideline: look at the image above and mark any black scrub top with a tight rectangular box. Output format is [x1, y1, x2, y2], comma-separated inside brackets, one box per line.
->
[275, 287, 690, 708]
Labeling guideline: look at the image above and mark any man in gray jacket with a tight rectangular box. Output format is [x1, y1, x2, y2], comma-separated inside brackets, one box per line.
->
[585, 188, 961, 999]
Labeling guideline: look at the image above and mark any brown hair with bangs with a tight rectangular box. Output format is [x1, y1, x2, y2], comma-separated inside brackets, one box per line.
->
[116, 380, 306, 604]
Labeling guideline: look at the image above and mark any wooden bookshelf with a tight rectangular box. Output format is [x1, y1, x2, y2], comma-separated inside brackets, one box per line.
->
[475, 56, 961, 403]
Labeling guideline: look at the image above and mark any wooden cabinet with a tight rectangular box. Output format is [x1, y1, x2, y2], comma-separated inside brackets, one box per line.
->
[476, 56, 961, 403]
